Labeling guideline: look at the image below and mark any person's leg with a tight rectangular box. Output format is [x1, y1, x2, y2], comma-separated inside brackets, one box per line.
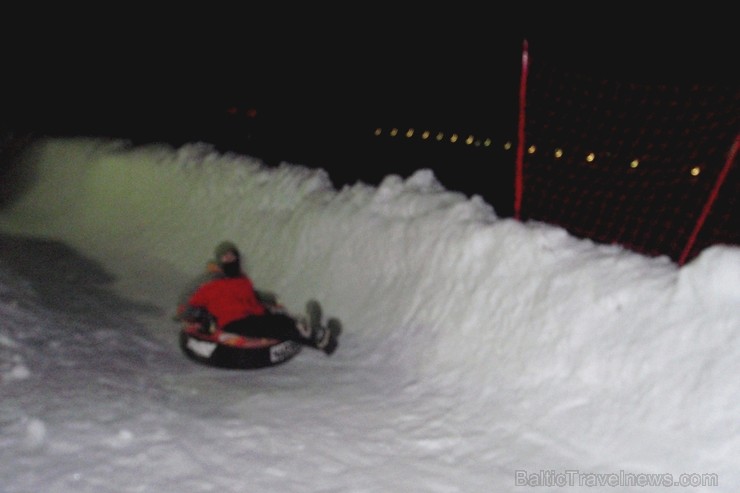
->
[315, 318, 341, 355]
[305, 299, 340, 354]
[223, 314, 339, 355]
[223, 314, 313, 344]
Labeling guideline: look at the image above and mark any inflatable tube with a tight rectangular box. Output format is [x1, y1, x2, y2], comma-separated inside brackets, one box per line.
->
[179, 325, 303, 369]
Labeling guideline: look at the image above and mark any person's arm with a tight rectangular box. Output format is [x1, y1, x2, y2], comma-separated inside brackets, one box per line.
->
[255, 289, 278, 307]
[174, 268, 216, 320]
[178, 282, 214, 322]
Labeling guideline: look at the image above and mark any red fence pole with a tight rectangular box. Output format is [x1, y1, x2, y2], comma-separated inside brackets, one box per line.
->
[514, 39, 529, 221]
[678, 133, 740, 266]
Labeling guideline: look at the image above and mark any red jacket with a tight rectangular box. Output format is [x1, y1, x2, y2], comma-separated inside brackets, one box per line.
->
[187, 275, 266, 328]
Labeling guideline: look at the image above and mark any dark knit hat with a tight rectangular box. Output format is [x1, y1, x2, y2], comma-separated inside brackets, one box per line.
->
[214, 241, 240, 261]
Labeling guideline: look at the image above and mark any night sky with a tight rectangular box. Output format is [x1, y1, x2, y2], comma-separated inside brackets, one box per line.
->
[3, 6, 737, 194]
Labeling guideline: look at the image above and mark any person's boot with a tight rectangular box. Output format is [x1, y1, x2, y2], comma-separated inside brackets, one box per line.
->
[305, 299, 323, 333]
[327, 317, 342, 339]
[315, 317, 341, 355]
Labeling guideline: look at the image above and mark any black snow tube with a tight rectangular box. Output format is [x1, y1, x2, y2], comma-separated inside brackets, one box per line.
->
[179, 325, 303, 369]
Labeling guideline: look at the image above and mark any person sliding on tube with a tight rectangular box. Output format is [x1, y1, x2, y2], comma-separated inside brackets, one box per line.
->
[175, 241, 340, 355]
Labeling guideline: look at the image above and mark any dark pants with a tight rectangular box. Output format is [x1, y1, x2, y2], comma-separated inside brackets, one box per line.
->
[222, 314, 316, 347]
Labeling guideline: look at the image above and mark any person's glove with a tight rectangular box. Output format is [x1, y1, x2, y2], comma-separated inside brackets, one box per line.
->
[183, 307, 216, 334]
[256, 290, 278, 307]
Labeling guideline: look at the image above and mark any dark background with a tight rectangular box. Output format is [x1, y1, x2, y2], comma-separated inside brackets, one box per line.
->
[2, 6, 737, 208]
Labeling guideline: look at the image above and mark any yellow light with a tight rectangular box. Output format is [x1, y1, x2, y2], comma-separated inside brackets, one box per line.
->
[586, 153, 595, 163]
[405, 128, 414, 138]
[504, 141, 512, 150]
[435, 132, 444, 141]
[483, 138, 492, 147]
[465, 135, 474, 145]
[630, 159, 639, 168]
[690, 166, 701, 176]
[390, 128, 398, 137]
[450, 134, 459, 143]
[374, 128, 382, 136]
[554, 148, 563, 158]
[527, 145, 536, 154]
[421, 130, 430, 140]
